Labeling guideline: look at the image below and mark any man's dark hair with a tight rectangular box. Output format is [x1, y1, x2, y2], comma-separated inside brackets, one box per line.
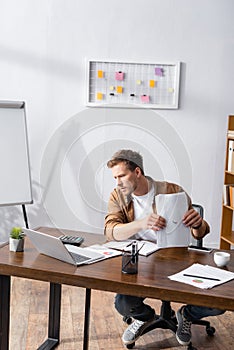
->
[107, 149, 144, 175]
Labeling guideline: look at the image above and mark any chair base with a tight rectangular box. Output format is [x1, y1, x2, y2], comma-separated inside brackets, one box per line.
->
[192, 319, 216, 336]
[123, 301, 215, 350]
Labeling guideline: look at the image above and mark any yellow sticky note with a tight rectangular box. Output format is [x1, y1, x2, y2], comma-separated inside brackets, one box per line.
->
[109, 86, 115, 91]
[117, 86, 123, 94]
[97, 70, 104, 78]
[97, 92, 103, 100]
[149, 80, 155, 88]
[136, 80, 142, 85]
[168, 87, 174, 93]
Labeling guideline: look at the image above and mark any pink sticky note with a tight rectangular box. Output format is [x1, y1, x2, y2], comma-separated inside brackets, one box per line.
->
[141, 95, 150, 103]
[155, 67, 163, 76]
[115, 71, 124, 81]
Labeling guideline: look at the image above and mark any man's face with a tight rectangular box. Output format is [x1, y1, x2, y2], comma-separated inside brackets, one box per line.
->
[111, 162, 140, 196]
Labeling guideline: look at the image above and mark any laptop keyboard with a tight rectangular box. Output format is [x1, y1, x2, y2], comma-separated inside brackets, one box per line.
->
[70, 251, 91, 264]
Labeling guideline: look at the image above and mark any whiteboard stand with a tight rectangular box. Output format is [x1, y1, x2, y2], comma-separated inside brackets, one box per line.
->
[22, 204, 29, 229]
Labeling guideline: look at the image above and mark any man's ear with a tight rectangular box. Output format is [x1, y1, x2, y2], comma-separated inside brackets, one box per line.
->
[135, 167, 142, 177]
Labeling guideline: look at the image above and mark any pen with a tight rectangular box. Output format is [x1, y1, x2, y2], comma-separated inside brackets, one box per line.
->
[122, 243, 145, 270]
[132, 242, 145, 257]
[183, 274, 220, 281]
[132, 240, 137, 254]
[131, 241, 138, 264]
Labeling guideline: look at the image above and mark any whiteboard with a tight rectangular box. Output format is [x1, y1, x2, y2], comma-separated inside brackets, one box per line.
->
[87, 60, 181, 109]
[0, 101, 33, 206]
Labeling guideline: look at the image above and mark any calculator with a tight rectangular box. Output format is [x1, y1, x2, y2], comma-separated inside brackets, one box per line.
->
[59, 235, 84, 246]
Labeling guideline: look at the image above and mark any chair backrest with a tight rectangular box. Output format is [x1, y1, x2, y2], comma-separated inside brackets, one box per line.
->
[192, 204, 204, 248]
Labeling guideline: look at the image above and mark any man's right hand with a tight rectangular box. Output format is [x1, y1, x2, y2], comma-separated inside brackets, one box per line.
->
[143, 213, 167, 231]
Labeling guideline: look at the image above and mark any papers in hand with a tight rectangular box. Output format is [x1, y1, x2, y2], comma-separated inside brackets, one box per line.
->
[156, 192, 190, 248]
[168, 263, 234, 289]
[104, 240, 160, 256]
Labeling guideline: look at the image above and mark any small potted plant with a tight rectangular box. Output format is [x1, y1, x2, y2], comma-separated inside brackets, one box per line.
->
[9, 226, 25, 252]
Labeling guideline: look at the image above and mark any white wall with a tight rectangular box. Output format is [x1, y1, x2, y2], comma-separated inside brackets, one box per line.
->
[0, 0, 233, 247]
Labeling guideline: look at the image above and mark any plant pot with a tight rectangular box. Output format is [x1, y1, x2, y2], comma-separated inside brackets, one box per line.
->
[9, 237, 24, 252]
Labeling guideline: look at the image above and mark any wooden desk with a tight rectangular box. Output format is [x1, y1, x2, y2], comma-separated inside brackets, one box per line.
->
[0, 227, 234, 350]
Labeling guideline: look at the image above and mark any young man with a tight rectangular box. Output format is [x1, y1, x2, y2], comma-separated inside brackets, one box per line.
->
[105, 149, 224, 347]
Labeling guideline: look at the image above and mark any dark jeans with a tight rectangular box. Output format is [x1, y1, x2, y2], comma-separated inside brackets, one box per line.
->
[115, 294, 225, 322]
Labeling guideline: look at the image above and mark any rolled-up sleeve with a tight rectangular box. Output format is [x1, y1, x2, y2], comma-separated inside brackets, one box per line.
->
[104, 189, 129, 241]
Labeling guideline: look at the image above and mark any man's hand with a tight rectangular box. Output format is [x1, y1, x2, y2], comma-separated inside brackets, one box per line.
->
[142, 213, 167, 231]
[183, 208, 203, 229]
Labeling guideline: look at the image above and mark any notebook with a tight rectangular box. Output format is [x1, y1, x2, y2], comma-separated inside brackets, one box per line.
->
[23, 228, 105, 266]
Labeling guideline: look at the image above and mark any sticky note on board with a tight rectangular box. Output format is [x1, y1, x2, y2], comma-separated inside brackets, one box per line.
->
[116, 86, 123, 94]
[149, 80, 155, 88]
[97, 70, 104, 78]
[168, 87, 174, 93]
[141, 95, 150, 103]
[115, 71, 124, 81]
[109, 85, 115, 91]
[155, 67, 163, 76]
[97, 92, 103, 100]
[136, 80, 142, 85]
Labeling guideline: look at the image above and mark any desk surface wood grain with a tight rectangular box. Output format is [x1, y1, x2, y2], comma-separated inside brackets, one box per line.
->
[1, 226, 234, 311]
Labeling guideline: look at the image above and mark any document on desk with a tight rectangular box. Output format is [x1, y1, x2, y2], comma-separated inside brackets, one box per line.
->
[168, 263, 234, 289]
[103, 240, 160, 256]
[156, 192, 190, 248]
[83, 244, 122, 261]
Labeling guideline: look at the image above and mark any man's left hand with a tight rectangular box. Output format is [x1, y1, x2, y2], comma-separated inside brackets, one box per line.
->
[182, 208, 203, 229]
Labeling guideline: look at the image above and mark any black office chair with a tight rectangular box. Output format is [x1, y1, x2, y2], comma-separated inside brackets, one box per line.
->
[123, 204, 215, 350]
[187, 205, 215, 338]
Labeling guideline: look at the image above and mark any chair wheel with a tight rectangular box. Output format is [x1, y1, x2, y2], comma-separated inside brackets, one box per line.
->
[206, 326, 215, 336]
[187, 342, 197, 350]
[123, 316, 132, 324]
[126, 343, 135, 349]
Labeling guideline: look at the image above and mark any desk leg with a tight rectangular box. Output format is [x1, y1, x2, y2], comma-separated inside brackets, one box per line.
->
[37, 283, 61, 350]
[83, 288, 91, 350]
[0, 275, 10, 350]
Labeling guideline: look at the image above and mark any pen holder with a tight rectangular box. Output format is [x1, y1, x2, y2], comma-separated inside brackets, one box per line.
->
[122, 251, 138, 274]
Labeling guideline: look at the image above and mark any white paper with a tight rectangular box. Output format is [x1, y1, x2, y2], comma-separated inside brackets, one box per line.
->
[168, 263, 234, 289]
[156, 192, 190, 248]
[83, 244, 122, 259]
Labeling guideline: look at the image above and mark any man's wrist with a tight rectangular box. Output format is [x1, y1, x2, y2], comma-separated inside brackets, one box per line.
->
[192, 221, 203, 230]
[191, 221, 205, 240]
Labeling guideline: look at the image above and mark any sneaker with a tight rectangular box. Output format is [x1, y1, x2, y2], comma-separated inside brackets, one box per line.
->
[176, 306, 192, 345]
[122, 317, 155, 345]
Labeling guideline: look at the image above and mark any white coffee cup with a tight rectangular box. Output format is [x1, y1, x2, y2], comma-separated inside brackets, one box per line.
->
[213, 251, 230, 267]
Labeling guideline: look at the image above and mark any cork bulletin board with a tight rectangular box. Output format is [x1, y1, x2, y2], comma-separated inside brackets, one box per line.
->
[87, 60, 181, 109]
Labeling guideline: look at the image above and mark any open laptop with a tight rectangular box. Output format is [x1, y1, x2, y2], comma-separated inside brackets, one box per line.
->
[23, 227, 105, 266]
